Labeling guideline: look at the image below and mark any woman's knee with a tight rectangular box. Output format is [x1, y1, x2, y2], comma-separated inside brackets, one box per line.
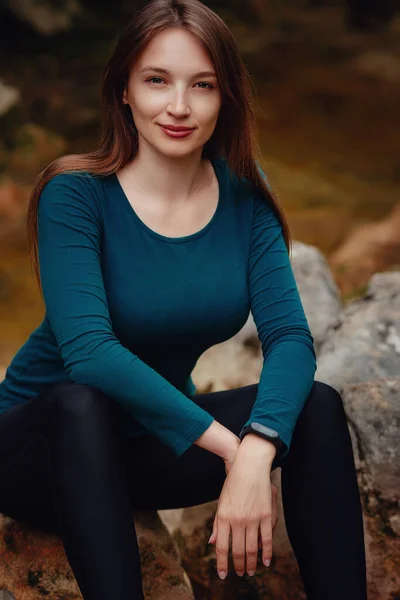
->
[298, 380, 346, 429]
[46, 381, 115, 421]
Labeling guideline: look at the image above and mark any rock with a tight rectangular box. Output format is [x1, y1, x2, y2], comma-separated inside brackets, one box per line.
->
[161, 501, 218, 598]
[0, 513, 83, 599]
[191, 335, 263, 394]
[0, 510, 194, 599]
[290, 241, 342, 353]
[344, 378, 400, 503]
[316, 275, 400, 599]
[316, 272, 400, 390]
[342, 379, 400, 600]
[134, 509, 194, 600]
[0, 591, 16, 600]
[233, 240, 342, 356]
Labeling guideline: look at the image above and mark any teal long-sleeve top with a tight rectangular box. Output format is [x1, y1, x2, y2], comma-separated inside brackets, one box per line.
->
[0, 156, 317, 458]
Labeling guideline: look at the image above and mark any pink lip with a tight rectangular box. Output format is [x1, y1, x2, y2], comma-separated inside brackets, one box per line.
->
[159, 124, 195, 131]
[159, 125, 195, 139]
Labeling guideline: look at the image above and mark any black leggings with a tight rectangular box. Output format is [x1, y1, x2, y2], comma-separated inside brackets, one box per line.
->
[0, 380, 367, 600]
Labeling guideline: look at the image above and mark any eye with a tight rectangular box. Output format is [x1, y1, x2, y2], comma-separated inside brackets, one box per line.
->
[195, 82, 214, 89]
[146, 77, 164, 84]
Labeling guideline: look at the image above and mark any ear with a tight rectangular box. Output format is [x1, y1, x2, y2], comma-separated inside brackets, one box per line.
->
[123, 80, 131, 104]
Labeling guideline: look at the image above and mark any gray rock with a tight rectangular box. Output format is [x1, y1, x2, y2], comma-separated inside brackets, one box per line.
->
[234, 240, 342, 355]
[0, 591, 16, 600]
[316, 272, 400, 390]
[290, 241, 342, 353]
[343, 378, 400, 504]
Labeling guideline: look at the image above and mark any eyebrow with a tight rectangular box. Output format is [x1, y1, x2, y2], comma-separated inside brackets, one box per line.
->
[140, 66, 217, 78]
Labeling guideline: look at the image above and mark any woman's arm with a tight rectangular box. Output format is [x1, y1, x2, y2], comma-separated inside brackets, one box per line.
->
[240, 189, 317, 459]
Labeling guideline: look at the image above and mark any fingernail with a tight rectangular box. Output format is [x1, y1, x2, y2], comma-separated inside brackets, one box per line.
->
[264, 559, 271, 567]
[208, 534, 212, 544]
[218, 570, 227, 579]
[247, 570, 255, 576]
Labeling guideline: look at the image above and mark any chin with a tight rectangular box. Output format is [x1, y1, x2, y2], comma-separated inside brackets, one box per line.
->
[156, 143, 200, 158]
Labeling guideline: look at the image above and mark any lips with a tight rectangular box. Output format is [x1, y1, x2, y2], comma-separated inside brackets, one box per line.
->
[159, 124, 195, 132]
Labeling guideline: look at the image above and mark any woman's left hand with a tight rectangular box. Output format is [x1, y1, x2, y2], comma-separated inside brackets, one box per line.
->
[208, 435, 278, 579]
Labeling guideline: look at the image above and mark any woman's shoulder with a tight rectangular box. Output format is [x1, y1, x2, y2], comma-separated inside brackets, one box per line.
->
[39, 171, 104, 221]
[42, 170, 102, 192]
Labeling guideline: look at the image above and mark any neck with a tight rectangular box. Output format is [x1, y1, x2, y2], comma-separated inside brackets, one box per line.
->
[121, 144, 208, 205]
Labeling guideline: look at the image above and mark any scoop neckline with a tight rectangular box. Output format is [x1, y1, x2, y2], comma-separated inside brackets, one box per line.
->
[109, 157, 224, 244]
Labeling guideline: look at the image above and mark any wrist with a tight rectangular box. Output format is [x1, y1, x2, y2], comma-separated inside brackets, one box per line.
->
[195, 420, 239, 460]
[239, 433, 277, 462]
[222, 434, 240, 461]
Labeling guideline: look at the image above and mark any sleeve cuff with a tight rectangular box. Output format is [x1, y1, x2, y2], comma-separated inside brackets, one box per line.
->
[171, 414, 215, 458]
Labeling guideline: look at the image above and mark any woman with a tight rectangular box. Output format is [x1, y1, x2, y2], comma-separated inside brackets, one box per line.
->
[0, 1, 367, 598]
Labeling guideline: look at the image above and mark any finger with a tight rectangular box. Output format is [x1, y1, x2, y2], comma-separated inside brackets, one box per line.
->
[260, 516, 273, 567]
[231, 523, 246, 576]
[209, 516, 217, 544]
[215, 517, 231, 579]
[245, 524, 259, 576]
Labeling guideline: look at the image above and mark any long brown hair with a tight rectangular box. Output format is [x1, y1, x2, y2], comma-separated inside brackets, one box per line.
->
[26, 0, 292, 297]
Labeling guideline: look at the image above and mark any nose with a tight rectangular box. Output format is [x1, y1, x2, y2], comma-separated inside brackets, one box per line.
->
[167, 89, 191, 117]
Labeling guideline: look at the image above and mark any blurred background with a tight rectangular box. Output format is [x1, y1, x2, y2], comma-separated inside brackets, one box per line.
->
[0, 0, 400, 363]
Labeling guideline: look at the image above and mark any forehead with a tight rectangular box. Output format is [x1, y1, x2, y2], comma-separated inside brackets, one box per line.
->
[136, 28, 214, 71]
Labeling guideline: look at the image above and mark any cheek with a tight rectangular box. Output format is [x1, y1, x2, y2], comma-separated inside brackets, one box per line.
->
[130, 92, 164, 119]
[195, 97, 221, 125]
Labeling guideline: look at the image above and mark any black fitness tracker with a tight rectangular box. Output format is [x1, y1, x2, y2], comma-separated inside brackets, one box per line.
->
[239, 422, 283, 468]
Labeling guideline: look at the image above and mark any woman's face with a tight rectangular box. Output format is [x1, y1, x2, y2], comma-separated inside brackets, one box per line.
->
[123, 27, 222, 159]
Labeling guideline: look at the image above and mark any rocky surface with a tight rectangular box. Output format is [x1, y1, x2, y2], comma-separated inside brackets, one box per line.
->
[0, 510, 194, 599]
[316, 271, 400, 389]
[232, 240, 343, 356]
[290, 241, 343, 353]
[344, 379, 400, 600]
